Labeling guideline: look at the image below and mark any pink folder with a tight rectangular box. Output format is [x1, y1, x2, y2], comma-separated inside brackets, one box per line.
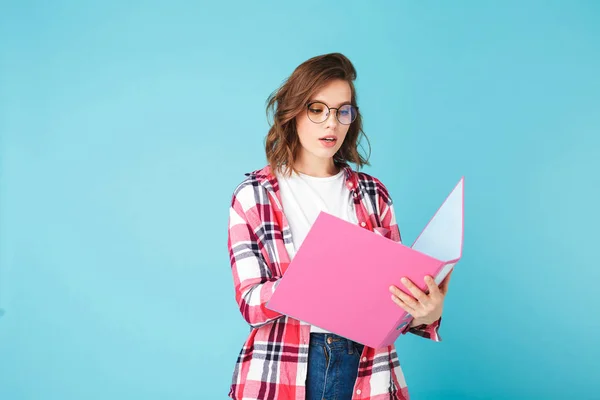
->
[266, 177, 464, 349]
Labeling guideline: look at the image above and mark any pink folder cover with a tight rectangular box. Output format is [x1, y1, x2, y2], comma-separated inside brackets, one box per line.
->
[266, 177, 464, 349]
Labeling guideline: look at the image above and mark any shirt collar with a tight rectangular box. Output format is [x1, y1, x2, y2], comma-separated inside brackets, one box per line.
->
[247, 164, 359, 193]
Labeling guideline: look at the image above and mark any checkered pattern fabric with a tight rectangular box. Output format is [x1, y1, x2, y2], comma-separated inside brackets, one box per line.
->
[227, 164, 441, 400]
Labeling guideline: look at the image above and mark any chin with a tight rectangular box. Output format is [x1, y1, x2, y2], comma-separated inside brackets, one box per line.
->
[312, 148, 338, 159]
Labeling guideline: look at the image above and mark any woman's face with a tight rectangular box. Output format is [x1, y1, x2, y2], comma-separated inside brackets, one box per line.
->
[295, 79, 352, 169]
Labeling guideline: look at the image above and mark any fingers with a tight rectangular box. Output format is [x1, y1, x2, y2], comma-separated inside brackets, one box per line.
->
[390, 271, 453, 317]
[392, 295, 416, 315]
[439, 270, 453, 295]
[391, 296, 415, 314]
[425, 275, 442, 298]
[389, 286, 417, 314]
[399, 277, 429, 303]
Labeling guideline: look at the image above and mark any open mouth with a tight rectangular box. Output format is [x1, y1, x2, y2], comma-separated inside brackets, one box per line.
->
[319, 137, 337, 148]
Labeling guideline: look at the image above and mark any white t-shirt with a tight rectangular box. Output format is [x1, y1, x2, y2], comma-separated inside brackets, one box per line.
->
[276, 167, 358, 334]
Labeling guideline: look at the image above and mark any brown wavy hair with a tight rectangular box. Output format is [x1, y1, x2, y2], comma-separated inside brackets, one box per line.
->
[264, 52, 371, 176]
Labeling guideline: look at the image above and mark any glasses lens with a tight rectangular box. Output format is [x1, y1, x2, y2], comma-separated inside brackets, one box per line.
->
[307, 102, 328, 123]
[337, 104, 357, 124]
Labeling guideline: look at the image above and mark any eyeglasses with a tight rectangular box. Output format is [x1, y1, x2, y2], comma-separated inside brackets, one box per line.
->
[306, 101, 358, 125]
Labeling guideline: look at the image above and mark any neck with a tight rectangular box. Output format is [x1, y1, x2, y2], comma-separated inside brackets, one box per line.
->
[294, 154, 339, 177]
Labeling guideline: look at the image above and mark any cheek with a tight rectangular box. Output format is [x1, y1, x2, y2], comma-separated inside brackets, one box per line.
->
[339, 126, 351, 143]
[295, 116, 315, 144]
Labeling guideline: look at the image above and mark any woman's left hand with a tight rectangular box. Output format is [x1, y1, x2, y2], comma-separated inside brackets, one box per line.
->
[389, 271, 452, 327]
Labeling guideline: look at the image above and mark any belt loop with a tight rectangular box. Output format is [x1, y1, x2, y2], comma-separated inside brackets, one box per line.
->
[348, 339, 354, 354]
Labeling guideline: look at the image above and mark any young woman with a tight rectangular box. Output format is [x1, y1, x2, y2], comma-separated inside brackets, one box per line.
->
[227, 53, 452, 400]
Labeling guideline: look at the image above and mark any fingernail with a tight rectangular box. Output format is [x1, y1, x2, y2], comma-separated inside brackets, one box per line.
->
[401, 278, 407, 283]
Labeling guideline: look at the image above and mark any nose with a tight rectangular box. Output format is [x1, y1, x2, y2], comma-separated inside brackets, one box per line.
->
[324, 109, 339, 129]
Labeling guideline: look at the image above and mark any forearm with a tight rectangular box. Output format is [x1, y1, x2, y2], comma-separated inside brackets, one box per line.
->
[236, 278, 284, 328]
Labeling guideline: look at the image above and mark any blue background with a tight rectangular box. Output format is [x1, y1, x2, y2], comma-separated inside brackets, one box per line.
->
[1, 1, 599, 399]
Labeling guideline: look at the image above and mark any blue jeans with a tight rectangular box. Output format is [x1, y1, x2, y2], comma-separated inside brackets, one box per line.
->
[306, 333, 365, 400]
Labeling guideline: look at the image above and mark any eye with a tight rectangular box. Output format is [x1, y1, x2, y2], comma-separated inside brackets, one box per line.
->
[339, 105, 354, 116]
[309, 107, 324, 114]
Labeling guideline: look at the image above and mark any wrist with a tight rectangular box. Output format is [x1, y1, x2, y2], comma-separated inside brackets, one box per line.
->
[410, 317, 430, 328]
[409, 318, 424, 328]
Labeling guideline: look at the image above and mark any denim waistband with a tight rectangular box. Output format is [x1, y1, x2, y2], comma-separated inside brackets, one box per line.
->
[309, 332, 364, 354]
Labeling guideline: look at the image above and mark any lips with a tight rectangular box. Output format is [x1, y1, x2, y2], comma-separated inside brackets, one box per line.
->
[319, 135, 338, 148]
[319, 136, 337, 142]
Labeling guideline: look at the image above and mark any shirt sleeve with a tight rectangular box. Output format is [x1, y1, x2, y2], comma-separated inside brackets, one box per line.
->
[228, 190, 284, 329]
[376, 178, 443, 342]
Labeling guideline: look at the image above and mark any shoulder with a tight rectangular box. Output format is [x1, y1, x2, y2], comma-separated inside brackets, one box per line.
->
[354, 170, 393, 205]
[230, 165, 272, 209]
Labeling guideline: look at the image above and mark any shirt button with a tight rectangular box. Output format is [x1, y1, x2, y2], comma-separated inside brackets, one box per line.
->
[360, 222, 366, 227]
[362, 357, 367, 362]
[356, 389, 362, 395]
[348, 182, 353, 188]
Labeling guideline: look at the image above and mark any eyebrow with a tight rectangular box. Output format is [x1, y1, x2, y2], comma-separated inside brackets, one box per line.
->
[309, 99, 352, 108]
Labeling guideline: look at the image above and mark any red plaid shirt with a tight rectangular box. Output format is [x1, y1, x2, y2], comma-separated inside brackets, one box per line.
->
[227, 164, 441, 400]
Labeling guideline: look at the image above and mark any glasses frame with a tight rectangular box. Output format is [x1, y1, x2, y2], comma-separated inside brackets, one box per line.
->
[305, 101, 359, 125]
